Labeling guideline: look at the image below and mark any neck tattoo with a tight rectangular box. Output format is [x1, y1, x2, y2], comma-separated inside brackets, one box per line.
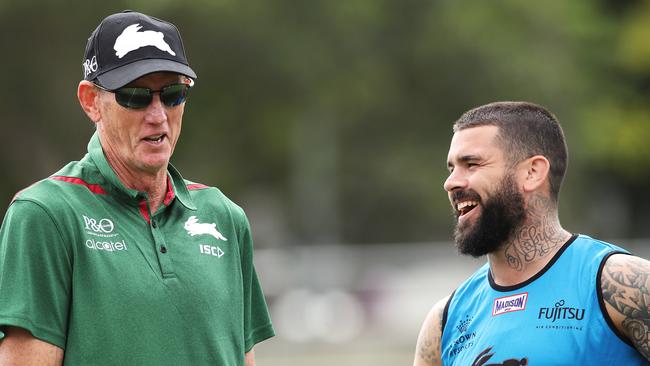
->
[503, 193, 567, 271]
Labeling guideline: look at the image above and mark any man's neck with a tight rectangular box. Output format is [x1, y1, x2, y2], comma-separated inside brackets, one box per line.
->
[106, 155, 168, 214]
[487, 192, 572, 286]
[120, 170, 168, 214]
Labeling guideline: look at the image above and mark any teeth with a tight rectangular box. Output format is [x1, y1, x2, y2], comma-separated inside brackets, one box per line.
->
[145, 135, 163, 142]
[457, 200, 478, 211]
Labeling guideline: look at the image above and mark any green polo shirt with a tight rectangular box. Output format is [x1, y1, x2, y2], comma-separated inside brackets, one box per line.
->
[0, 133, 274, 365]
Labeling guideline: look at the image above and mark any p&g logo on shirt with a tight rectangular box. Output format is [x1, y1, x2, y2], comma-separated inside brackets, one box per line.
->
[83, 215, 115, 234]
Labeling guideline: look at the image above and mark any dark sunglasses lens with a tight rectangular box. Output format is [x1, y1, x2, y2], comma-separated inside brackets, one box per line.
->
[160, 84, 190, 107]
[115, 88, 152, 109]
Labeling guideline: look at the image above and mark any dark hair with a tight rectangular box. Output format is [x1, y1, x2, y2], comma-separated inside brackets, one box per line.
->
[453, 101, 568, 201]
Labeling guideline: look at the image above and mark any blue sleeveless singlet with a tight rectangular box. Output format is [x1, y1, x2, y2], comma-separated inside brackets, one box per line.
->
[440, 234, 646, 365]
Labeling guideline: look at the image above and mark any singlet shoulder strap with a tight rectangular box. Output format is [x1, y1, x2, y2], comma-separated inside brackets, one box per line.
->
[597, 250, 634, 347]
[441, 289, 457, 337]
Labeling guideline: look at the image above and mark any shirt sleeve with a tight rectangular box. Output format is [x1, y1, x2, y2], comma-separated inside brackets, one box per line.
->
[237, 210, 275, 352]
[0, 199, 72, 348]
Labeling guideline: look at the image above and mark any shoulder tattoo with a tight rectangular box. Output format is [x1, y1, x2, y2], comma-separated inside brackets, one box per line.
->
[601, 255, 650, 360]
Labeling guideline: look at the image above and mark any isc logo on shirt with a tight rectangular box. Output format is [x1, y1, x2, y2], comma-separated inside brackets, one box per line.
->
[492, 293, 528, 316]
[199, 244, 224, 258]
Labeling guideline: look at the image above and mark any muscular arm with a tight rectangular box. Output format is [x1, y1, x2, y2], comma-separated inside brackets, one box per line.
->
[0, 327, 63, 366]
[414, 296, 449, 366]
[601, 254, 650, 360]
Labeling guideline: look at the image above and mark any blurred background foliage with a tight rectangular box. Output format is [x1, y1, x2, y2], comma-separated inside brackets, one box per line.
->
[3, 1, 650, 364]
[1, 0, 650, 247]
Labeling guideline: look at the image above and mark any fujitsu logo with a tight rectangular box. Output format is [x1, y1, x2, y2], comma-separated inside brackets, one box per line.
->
[114, 24, 176, 59]
[538, 299, 585, 323]
[492, 293, 528, 316]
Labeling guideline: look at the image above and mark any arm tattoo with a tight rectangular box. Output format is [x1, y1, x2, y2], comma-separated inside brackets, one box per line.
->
[417, 306, 443, 364]
[417, 327, 440, 363]
[503, 193, 565, 271]
[602, 256, 650, 359]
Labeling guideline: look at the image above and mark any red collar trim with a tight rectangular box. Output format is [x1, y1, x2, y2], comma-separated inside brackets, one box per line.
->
[187, 183, 210, 190]
[50, 176, 107, 195]
[163, 176, 176, 206]
[139, 200, 150, 223]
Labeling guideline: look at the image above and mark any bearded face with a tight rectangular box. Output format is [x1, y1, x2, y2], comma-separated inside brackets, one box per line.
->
[452, 173, 526, 257]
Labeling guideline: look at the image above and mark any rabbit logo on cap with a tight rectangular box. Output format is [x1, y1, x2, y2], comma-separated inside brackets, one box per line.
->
[113, 23, 176, 59]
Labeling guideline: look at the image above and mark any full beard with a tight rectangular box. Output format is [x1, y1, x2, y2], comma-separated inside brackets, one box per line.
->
[453, 174, 526, 257]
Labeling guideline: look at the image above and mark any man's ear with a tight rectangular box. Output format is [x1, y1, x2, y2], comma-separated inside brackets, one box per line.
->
[78, 80, 102, 124]
[521, 155, 550, 193]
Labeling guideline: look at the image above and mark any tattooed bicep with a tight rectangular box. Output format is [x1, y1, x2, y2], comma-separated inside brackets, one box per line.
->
[414, 296, 448, 366]
[601, 254, 650, 360]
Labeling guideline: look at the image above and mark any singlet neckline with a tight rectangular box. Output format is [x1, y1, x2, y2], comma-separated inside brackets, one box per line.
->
[488, 234, 579, 292]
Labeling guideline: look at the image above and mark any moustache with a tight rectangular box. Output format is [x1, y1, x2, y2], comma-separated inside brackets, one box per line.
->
[450, 189, 481, 205]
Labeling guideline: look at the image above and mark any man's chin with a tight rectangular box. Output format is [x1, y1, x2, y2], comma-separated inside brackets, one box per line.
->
[136, 156, 171, 175]
[454, 227, 500, 258]
[455, 243, 486, 258]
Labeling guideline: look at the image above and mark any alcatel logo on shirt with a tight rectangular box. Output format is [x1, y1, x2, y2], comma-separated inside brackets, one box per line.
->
[492, 293, 528, 316]
[86, 239, 128, 252]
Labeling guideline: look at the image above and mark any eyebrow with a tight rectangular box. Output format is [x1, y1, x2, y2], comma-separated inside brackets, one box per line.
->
[447, 154, 482, 168]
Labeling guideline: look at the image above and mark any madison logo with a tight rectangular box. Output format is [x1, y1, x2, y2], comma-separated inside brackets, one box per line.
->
[114, 24, 176, 59]
[184, 216, 227, 241]
[492, 293, 528, 316]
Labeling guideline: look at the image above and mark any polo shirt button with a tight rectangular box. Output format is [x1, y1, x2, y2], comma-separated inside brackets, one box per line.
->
[152, 221, 157, 228]
[160, 246, 167, 253]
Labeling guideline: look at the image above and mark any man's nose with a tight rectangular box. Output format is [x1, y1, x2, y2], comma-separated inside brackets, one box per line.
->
[144, 94, 167, 124]
[443, 169, 467, 192]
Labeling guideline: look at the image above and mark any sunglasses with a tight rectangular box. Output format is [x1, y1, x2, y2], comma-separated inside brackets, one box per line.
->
[94, 80, 193, 109]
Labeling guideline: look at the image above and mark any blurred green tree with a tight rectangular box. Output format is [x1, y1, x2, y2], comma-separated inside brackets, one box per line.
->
[1, 0, 649, 246]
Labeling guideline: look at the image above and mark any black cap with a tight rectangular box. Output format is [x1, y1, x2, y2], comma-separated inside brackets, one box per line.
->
[82, 10, 197, 90]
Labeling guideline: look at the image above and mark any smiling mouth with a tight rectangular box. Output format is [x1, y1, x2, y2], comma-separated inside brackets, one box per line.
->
[456, 200, 479, 217]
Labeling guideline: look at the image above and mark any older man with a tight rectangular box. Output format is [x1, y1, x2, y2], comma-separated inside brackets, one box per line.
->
[0, 10, 274, 366]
